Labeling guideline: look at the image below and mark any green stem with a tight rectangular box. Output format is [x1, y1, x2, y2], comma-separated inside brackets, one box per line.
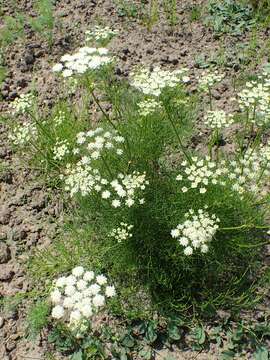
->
[238, 241, 270, 248]
[101, 155, 113, 178]
[90, 87, 132, 161]
[90, 89, 118, 131]
[220, 224, 270, 231]
[208, 87, 213, 111]
[164, 105, 192, 164]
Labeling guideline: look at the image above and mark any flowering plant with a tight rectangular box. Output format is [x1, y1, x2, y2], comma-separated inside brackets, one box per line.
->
[50, 266, 116, 330]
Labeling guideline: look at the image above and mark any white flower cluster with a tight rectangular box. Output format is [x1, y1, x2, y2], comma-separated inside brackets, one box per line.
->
[109, 172, 148, 208]
[54, 110, 66, 126]
[10, 93, 34, 115]
[50, 266, 116, 328]
[171, 208, 220, 255]
[64, 164, 148, 208]
[85, 26, 118, 42]
[176, 156, 227, 194]
[236, 80, 270, 126]
[110, 223, 133, 243]
[52, 47, 112, 77]
[9, 122, 37, 146]
[75, 127, 125, 160]
[130, 66, 190, 97]
[64, 77, 79, 95]
[63, 163, 102, 197]
[198, 70, 224, 91]
[137, 98, 162, 117]
[228, 145, 270, 196]
[53, 139, 70, 161]
[204, 110, 234, 129]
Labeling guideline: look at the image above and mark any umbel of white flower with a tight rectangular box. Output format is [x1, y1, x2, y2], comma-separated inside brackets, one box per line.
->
[234, 78, 270, 126]
[52, 47, 112, 77]
[130, 66, 190, 97]
[176, 156, 227, 194]
[10, 93, 35, 115]
[110, 223, 134, 243]
[75, 127, 125, 160]
[137, 98, 163, 117]
[198, 70, 224, 91]
[227, 143, 270, 196]
[85, 26, 119, 42]
[204, 110, 234, 129]
[8, 122, 37, 146]
[171, 208, 220, 255]
[63, 163, 148, 208]
[50, 266, 116, 329]
[53, 139, 70, 161]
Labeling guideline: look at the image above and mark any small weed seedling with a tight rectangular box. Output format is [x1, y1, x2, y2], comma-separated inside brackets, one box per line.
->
[28, 0, 55, 48]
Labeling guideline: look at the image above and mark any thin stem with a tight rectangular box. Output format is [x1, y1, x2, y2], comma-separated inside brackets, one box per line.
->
[220, 224, 270, 231]
[101, 155, 113, 178]
[90, 89, 117, 131]
[238, 241, 270, 248]
[208, 87, 213, 111]
[164, 104, 192, 164]
[90, 86, 132, 161]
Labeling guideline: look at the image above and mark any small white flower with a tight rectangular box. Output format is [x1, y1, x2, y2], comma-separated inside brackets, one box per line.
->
[101, 190, 111, 199]
[112, 199, 121, 208]
[126, 198, 134, 207]
[105, 285, 116, 297]
[184, 246, 193, 256]
[65, 285, 76, 296]
[52, 63, 63, 72]
[92, 294, 105, 307]
[62, 69, 73, 78]
[171, 229, 180, 238]
[66, 275, 77, 286]
[89, 283, 101, 295]
[77, 279, 87, 290]
[72, 266, 85, 277]
[83, 271, 95, 282]
[69, 310, 82, 323]
[81, 305, 93, 317]
[63, 297, 75, 309]
[96, 275, 107, 285]
[55, 277, 66, 288]
[52, 305, 64, 319]
[50, 289, 62, 304]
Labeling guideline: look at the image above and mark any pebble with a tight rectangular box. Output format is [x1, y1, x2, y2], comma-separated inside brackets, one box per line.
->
[0, 317, 4, 328]
[0, 207, 11, 225]
[0, 243, 11, 264]
[0, 264, 14, 281]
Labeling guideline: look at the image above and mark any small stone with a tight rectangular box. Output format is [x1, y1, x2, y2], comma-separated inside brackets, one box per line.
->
[31, 194, 47, 210]
[168, 55, 179, 65]
[0, 264, 14, 281]
[180, 48, 188, 56]
[8, 91, 17, 100]
[16, 78, 28, 88]
[212, 90, 221, 100]
[24, 52, 35, 65]
[0, 171, 13, 184]
[0, 316, 4, 328]
[0, 242, 11, 263]
[0, 207, 11, 225]
[122, 48, 130, 55]
[5, 340, 16, 352]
